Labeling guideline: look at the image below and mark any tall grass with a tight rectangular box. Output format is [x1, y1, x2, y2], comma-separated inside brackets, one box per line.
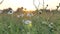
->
[0, 12, 60, 34]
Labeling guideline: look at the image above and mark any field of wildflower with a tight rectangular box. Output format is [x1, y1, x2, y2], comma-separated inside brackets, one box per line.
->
[0, 11, 60, 34]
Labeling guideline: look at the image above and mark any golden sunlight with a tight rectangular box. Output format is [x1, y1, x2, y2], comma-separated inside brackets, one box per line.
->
[0, 0, 60, 11]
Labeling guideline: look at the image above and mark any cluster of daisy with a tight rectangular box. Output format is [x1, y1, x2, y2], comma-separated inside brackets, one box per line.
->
[42, 21, 56, 32]
[17, 13, 34, 18]
[17, 14, 24, 18]
[26, 13, 33, 17]
[48, 22, 55, 32]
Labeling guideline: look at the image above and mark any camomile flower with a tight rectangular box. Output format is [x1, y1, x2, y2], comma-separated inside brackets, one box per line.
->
[17, 15, 20, 18]
[48, 22, 54, 28]
[17, 14, 24, 18]
[49, 24, 53, 28]
[8, 10, 14, 14]
[38, 10, 42, 14]
[22, 20, 32, 27]
[22, 20, 32, 24]
[20, 14, 24, 17]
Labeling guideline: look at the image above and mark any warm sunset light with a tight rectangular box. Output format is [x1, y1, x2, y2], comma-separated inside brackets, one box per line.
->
[0, 0, 60, 34]
[0, 0, 60, 11]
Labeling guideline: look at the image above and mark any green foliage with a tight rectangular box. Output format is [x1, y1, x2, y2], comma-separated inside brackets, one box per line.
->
[0, 12, 60, 34]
